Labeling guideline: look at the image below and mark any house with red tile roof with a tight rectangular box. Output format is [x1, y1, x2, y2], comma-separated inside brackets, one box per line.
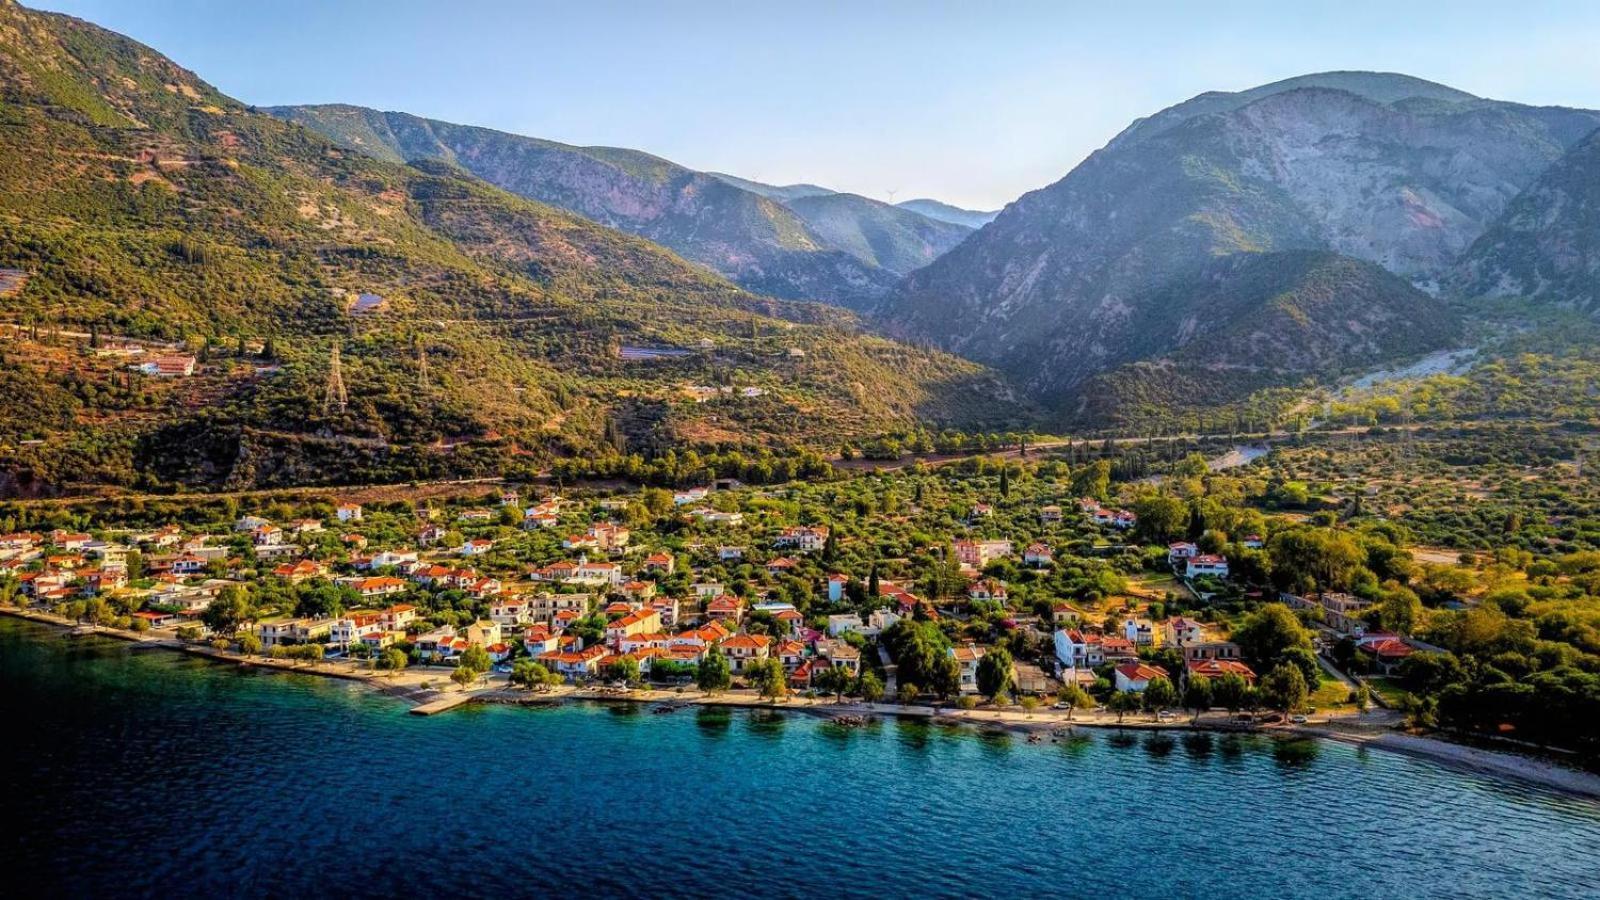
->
[1114, 663, 1170, 692]
[1185, 658, 1256, 683]
[720, 633, 773, 673]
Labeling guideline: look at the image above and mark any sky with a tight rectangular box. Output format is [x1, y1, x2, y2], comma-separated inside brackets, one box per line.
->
[31, 0, 1600, 210]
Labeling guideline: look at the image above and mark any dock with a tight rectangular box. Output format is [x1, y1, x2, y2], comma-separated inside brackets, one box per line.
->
[409, 691, 478, 715]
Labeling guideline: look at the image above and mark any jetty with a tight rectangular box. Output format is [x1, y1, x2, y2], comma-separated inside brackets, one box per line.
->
[410, 692, 478, 715]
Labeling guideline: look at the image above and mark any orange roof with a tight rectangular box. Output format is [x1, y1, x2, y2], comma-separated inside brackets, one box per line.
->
[1115, 663, 1169, 682]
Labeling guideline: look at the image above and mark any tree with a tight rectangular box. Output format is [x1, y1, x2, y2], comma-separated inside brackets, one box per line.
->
[1109, 690, 1139, 722]
[1143, 675, 1177, 711]
[1379, 587, 1423, 635]
[814, 665, 853, 702]
[1070, 459, 1111, 501]
[379, 648, 408, 673]
[459, 644, 491, 674]
[1183, 674, 1213, 722]
[697, 649, 732, 694]
[604, 655, 642, 686]
[867, 564, 881, 599]
[1260, 663, 1308, 715]
[897, 683, 919, 705]
[747, 657, 787, 700]
[1232, 603, 1314, 669]
[237, 631, 262, 656]
[858, 671, 884, 703]
[1267, 527, 1368, 593]
[1213, 672, 1249, 713]
[201, 585, 253, 634]
[975, 647, 1015, 702]
[1056, 683, 1092, 720]
[1134, 495, 1189, 543]
[998, 467, 1011, 498]
[511, 660, 554, 689]
[1279, 646, 1323, 689]
[123, 550, 144, 581]
[930, 655, 962, 701]
[451, 665, 477, 690]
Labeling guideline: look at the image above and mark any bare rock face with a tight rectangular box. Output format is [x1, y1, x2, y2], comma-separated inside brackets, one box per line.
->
[879, 72, 1600, 409]
[1454, 128, 1600, 310]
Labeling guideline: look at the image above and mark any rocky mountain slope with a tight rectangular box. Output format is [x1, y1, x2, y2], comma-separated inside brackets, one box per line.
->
[1453, 127, 1600, 310]
[1070, 251, 1461, 429]
[880, 72, 1600, 416]
[0, 0, 1018, 491]
[268, 105, 972, 304]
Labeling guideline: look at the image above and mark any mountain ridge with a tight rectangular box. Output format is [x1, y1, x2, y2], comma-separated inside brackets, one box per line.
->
[268, 104, 973, 304]
[879, 71, 1600, 418]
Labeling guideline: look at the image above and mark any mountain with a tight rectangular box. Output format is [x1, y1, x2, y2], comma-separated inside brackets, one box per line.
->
[880, 71, 1600, 416]
[267, 104, 970, 303]
[700, 174, 974, 273]
[1071, 251, 1461, 428]
[264, 104, 897, 306]
[705, 172, 836, 203]
[1453, 127, 1600, 310]
[782, 192, 972, 275]
[895, 199, 999, 229]
[0, 0, 1019, 492]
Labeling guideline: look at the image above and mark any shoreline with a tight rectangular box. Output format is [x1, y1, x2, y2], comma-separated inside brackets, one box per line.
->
[7, 607, 1599, 801]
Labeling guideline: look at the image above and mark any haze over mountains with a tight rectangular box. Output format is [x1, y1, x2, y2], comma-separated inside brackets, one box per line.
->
[267, 104, 979, 307]
[881, 71, 1600, 419]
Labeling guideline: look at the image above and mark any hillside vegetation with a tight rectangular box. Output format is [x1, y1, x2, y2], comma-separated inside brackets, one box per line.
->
[0, 0, 1019, 494]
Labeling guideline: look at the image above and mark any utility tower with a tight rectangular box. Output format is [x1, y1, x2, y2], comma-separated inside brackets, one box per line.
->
[323, 344, 348, 415]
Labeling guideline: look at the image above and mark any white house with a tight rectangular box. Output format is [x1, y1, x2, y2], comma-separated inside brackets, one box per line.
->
[1186, 555, 1229, 579]
[826, 613, 864, 637]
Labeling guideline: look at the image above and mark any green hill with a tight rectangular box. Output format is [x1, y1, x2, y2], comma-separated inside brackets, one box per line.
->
[0, 0, 1019, 493]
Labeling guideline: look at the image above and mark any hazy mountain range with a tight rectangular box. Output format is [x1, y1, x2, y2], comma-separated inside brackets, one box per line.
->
[267, 104, 982, 307]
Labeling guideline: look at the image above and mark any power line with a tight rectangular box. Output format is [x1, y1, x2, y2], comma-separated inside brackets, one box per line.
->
[323, 344, 347, 415]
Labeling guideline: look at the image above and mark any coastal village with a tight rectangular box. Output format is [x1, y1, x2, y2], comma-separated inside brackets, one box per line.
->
[0, 463, 1434, 730]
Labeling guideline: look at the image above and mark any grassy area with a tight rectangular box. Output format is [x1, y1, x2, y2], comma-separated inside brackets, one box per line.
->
[1365, 677, 1411, 708]
[1309, 677, 1353, 710]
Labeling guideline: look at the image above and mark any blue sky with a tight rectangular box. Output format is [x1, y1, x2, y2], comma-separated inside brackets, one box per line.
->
[32, 0, 1600, 209]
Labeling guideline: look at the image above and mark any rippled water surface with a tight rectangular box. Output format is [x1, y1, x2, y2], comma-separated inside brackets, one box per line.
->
[4, 618, 1599, 899]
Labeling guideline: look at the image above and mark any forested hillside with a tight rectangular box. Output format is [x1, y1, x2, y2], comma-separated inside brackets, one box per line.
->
[0, 0, 1019, 494]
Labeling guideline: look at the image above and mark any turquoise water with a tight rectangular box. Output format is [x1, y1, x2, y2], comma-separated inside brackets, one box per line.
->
[4, 618, 1599, 899]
